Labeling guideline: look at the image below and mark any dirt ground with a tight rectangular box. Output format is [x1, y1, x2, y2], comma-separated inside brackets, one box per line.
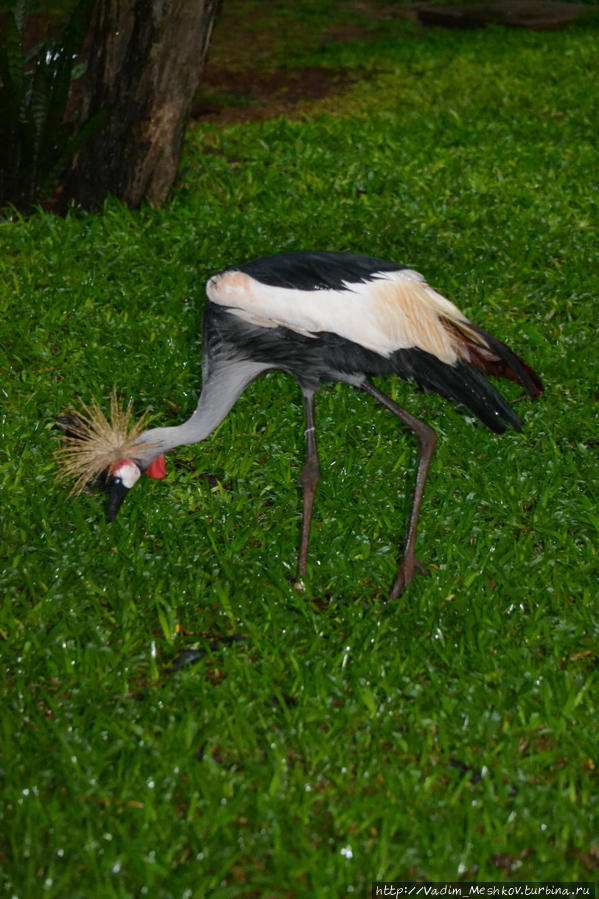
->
[193, 0, 589, 124]
[10, 0, 590, 128]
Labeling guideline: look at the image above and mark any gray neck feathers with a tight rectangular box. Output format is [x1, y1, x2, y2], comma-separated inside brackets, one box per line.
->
[132, 361, 270, 461]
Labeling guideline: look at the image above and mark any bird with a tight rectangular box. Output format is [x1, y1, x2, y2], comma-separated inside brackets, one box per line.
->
[57, 250, 543, 598]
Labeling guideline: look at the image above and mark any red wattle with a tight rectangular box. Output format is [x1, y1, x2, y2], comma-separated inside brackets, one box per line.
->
[145, 455, 166, 479]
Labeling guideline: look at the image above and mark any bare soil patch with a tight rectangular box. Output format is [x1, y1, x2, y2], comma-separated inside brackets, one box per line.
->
[8, 0, 591, 129]
[192, 64, 364, 123]
[192, 0, 589, 125]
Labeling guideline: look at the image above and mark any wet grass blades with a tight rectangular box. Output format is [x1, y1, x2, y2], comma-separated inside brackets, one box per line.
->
[1, 11, 599, 896]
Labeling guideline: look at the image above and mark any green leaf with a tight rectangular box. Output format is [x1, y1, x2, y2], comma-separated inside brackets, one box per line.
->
[44, 0, 97, 149]
[0, 0, 100, 210]
[23, 40, 46, 67]
[29, 60, 49, 160]
[55, 106, 108, 171]
[60, 0, 97, 59]
[3, 11, 25, 99]
[12, 0, 33, 40]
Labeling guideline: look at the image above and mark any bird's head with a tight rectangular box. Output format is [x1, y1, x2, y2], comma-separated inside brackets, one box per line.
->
[55, 392, 166, 521]
[103, 454, 166, 521]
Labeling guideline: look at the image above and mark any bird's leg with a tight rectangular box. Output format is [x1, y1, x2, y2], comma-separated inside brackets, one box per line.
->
[297, 389, 320, 581]
[361, 380, 437, 599]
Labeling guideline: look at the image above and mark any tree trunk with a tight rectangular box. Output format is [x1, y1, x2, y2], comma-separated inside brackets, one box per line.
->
[65, 0, 221, 209]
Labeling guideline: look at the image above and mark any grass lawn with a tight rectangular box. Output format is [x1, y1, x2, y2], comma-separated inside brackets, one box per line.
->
[1, 2, 599, 895]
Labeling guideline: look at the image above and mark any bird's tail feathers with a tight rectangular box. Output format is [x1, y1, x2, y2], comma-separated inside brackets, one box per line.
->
[443, 319, 544, 399]
[432, 355, 521, 433]
[391, 349, 523, 434]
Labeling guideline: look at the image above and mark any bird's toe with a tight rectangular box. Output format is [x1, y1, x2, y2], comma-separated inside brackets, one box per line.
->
[389, 555, 428, 599]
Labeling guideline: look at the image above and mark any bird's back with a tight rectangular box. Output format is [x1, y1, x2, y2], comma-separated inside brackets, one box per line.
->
[203, 251, 542, 433]
[207, 251, 468, 361]
[236, 251, 404, 291]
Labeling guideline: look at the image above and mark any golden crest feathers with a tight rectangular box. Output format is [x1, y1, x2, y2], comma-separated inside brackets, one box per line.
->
[55, 390, 151, 495]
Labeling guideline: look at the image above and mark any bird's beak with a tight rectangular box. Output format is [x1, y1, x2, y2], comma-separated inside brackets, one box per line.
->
[105, 476, 130, 522]
[104, 459, 142, 521]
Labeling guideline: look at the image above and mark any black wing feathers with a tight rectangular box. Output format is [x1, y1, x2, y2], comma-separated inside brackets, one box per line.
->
[391, 350, 523, 434]
[236, 251, 404, 292]
[212, 251, 541, 434]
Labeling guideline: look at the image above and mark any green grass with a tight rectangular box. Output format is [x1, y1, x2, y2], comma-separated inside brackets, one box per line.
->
[2, 8, 599, 896]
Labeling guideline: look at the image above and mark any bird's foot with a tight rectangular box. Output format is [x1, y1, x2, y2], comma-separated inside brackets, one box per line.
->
[389, 555, 428, 600]
[287, 573, 306, 592]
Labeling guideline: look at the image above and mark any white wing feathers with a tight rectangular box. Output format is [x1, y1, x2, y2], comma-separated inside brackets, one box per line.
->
[206, 268, 473, 364]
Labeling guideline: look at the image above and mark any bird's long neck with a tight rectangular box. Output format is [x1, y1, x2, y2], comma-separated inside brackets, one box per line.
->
[132, 360, 270, 461]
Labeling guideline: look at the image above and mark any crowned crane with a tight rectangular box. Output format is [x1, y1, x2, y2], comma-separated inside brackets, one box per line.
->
[58, 251, 543, 598]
